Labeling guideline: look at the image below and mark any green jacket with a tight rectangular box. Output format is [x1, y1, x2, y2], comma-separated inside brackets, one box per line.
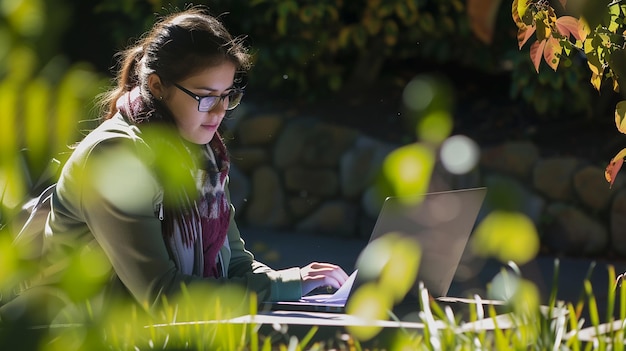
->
[44, 113, 302, 310]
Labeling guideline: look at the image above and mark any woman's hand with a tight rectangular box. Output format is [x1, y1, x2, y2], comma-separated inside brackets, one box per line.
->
[300, 262, 349, 296]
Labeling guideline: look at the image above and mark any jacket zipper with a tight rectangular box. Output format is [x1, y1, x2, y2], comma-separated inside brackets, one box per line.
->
[156, 203, 164, 220]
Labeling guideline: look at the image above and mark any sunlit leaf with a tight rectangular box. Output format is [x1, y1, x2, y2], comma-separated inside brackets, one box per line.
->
[517, 25, 536, 49]
[583, 34, 594, 54]
[555, 16, 585, 41]
[608, 2, 621, 33]
[515, 0, 528, 21]
[587, 60, 603, 91]
[511, 0, 523, 28]
[543, 36, 562, 71]
[579, 16, 591, 39]
[530, 39, 546, 72]
[606, 148, 626, 188]
[599, 33, 612, 48]
[615, 100, 626, 134]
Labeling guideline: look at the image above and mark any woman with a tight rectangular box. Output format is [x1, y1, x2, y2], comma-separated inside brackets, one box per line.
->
[1, 6, 348, 322]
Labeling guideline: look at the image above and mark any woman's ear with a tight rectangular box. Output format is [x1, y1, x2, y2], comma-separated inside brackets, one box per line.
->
[147, 74, 165, 100]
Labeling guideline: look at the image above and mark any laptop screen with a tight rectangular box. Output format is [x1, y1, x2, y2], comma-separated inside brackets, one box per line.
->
[261, 187, 487, 313]
[363, 187, 487, 298]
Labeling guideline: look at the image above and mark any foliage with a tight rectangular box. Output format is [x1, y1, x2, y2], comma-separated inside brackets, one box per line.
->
[5, 243, 626, 350]
[62, 0, 607, 121]
[235, 0, 482, 99]
[0, 0, 106, 230]
[509, 0, 626, 186]
[63, 0, 514, 99]
[507, 49, 596, 116]
[4, 0, 626, 349]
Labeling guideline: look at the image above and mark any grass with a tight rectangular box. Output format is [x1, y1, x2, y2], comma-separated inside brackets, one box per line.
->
[3, 259, 626, 350]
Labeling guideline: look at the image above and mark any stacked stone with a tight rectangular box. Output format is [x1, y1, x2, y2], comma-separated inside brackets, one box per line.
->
[225, 105, 626, 258]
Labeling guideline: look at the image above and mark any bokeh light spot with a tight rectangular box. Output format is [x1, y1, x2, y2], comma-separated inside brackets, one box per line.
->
[417, 110, 453, 144]
[403, 78, 433, 112]
[440, 135, 480, 174]
[382, 143, 434, 197]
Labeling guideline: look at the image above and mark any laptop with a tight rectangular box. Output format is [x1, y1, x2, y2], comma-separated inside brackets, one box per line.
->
[260, 187, 489, 313]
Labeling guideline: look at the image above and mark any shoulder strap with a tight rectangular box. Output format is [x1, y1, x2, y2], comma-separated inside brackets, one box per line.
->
[12, 183, 56, 260]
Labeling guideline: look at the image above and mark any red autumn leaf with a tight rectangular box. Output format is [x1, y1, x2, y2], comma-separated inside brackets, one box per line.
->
[530, 39, 546, 72]
[556, 16, 585, 41]
[543, 36, 562, 71]
[467, 0, 502, 44]
[606, 158, 624, 188]
[517, 24, 536, 48]
[606, 148, 626, 188]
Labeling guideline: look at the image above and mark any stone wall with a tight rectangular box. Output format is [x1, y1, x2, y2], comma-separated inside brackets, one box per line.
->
[224, 105, 626, 259]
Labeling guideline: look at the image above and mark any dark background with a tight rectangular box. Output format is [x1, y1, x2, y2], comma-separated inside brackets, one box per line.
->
[53, 0, 624, 164]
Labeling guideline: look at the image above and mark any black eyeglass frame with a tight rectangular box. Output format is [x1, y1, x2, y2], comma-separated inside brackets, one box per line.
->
[173, 83, 244, 112]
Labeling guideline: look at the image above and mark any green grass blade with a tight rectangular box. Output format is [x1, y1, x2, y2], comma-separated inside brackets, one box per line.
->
[606, 265, 617, 330]
[574, 262, 596, 320]
[298, 325, 318, 350]
[549, 258, 560, 308]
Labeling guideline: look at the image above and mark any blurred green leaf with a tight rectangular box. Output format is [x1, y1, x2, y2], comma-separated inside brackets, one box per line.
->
[2, 0, 44, 37]
[345, 282, 391, 340]
[471, 211, 539, 264]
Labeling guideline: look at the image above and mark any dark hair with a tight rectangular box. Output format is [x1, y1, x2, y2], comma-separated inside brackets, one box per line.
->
[99, 6, 251, 121]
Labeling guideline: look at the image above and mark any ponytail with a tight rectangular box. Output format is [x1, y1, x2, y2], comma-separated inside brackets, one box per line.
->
[96, 6, 252, 123]
[98, 46, 144, 121]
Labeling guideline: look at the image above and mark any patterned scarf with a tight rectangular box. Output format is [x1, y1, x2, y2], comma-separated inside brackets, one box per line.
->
[116, 87, 231, 278]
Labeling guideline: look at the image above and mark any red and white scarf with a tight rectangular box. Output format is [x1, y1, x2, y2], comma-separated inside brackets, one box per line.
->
[117, 87, 231, 278]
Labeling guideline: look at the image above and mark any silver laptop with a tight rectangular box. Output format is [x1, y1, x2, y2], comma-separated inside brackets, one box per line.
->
[261, 187, 488, 313]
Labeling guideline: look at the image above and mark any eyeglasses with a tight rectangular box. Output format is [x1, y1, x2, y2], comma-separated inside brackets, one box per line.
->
[173, 83, 244, 112]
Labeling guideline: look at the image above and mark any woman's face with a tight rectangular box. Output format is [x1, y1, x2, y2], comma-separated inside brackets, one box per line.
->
[162, 61, 237, 145]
